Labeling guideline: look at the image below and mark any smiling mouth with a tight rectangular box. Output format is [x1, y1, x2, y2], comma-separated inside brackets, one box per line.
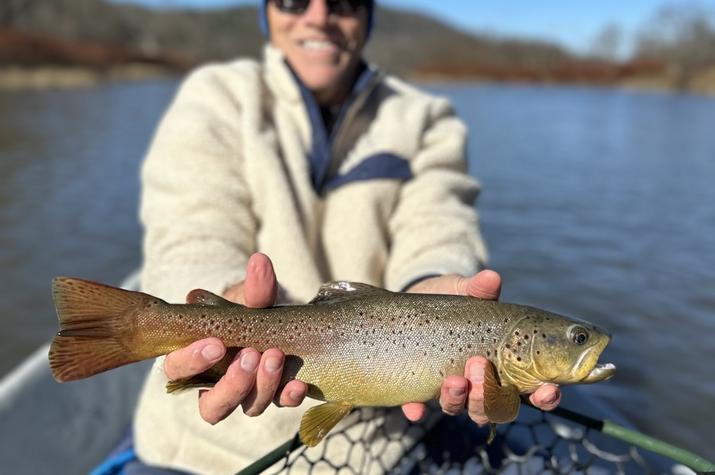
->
[300, 39, 338, 51]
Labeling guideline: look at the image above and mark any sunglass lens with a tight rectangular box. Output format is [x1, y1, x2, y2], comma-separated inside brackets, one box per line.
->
[327, 0, 367, 15]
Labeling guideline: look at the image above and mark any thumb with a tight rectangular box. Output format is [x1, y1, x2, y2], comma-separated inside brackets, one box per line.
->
[243, 253, 278, 308]
[466, 269, 502, 301]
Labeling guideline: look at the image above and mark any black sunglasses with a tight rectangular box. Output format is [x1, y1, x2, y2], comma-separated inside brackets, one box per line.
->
[272, 0, 369, 16]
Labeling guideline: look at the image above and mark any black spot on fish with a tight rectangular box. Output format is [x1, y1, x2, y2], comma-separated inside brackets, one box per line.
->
[517, 356, 522, 362]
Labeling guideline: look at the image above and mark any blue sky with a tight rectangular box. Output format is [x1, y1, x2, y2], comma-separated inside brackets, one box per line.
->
[116, 0, 715, 55]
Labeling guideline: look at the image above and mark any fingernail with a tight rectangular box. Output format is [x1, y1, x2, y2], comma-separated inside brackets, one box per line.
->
[264, 355, 282, 373]
[201, 344, 222, 361]
[448, 386, 465, 397]
[240, 351, 259, 371]
[469, 363, 484, 383]
[289, 390, 303, 402]
[543, 391, 558, 405]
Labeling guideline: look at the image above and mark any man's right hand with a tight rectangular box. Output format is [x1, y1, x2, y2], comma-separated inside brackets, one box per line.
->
[163, 253, 308, 424]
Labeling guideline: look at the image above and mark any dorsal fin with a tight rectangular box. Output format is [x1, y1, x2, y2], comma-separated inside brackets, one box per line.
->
[186, 289, 238, 307]
[309, 281, 389, 304]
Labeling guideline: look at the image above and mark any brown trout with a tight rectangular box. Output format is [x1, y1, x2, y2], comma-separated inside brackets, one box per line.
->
[49, 277, 615, 446]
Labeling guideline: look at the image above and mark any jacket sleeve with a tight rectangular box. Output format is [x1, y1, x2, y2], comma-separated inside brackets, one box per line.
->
[385, 97, 487, 292]
[139, 67, 256, 303]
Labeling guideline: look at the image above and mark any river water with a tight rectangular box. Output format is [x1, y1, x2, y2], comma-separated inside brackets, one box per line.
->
[1, 80, 713, 460]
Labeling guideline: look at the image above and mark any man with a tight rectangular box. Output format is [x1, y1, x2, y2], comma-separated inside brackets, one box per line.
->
[131, 0, 560, 472]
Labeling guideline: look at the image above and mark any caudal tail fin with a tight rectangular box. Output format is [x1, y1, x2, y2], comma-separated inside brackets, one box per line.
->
[49, 277, 162, 382]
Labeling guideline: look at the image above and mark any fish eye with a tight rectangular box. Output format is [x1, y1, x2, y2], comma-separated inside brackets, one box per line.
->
[569, 326, 589, 345]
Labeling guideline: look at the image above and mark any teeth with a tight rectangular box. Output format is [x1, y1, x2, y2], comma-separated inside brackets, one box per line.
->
[302, 40, 334, 50]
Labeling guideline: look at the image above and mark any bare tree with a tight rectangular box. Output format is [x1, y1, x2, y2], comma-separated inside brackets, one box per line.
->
[590, 23, 624, 61]
[635, 2, 715, 89]
[0, 0, 34, 26]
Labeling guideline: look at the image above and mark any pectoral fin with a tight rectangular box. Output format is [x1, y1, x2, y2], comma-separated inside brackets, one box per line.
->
[483, 360, 520, 424]
[299, 401, 353, 447]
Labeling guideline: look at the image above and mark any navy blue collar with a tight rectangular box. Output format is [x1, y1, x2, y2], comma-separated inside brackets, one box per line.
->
[286, 61, 379, 194]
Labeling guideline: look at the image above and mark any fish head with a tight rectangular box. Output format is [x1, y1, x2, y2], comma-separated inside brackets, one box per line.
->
[498, 308, 615, 391]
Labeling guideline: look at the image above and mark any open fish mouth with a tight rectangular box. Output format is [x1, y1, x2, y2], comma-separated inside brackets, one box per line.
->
[582, 362, 616, 383]
[572, 338, 616, 384]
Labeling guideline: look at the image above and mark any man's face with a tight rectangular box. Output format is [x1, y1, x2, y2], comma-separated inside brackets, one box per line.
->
[268, 0, 369, 104]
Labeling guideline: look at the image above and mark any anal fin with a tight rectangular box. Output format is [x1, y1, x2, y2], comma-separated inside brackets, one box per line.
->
[299, 401, 353, 447]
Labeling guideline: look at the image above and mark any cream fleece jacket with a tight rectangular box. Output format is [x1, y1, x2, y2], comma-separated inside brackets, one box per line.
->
[134, 45, 486, 474]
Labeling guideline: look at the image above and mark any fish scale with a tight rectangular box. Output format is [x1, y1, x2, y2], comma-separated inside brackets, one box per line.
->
[48, 277, 615, 446]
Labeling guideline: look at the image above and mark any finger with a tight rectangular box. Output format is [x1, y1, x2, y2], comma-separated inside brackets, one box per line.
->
[439, 375, 468, 415]
[199, 348, 260, 424]
[465, 269, 502, 300]
[277, 379, 308, 407]
[465, 356, 489, 425]
[163, 337, 225, 381]
[401, 402, 427, 422]
[223, 282, 246, 304]
[529, 384, 561, 411]
[244, 253, 278, 308]
[241, 348, 285, 416]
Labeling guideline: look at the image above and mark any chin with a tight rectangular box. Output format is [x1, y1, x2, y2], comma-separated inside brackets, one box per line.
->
[301, 69, 344, 92]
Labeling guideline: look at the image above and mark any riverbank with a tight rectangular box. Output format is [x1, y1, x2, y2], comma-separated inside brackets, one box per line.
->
[0, 29, 187, 90]
[3, 62, 714, 98]
[0, 64, 176, 90]
[2, 29, 714, 96]
[412, 62, 715, 97]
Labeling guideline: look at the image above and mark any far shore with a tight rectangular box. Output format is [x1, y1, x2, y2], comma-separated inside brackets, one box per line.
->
[0, 64, 179, 90]
[2, 64, 714, 98]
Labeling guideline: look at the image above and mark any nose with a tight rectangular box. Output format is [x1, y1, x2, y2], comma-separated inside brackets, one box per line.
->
[302, 0, 329, 27]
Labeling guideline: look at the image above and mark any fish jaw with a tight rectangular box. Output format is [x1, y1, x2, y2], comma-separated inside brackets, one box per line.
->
[572, 334, 616, 383]
[581, 362, 616, 383]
